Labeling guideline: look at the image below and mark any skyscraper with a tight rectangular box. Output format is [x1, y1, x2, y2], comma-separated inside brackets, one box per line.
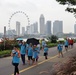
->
[46, 21, 51, 35]
[74, 24, 76, 34]
[30, 22, 38, 34]
[53, 20, 63, 35]
[16, 21, 20, 36]
[22, 27, 25, 35]
[33, 22, 38, 34]
[39, 14, 45, 35]
[30, 24, 34, 34]
[26, 26, 31, 34]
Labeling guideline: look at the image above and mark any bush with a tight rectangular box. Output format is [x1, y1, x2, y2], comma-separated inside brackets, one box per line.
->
[48, 43, 57, 48]
[46, 42, 58, 48]
[47, 35, 58, 43]
[0, 50, 11, 57]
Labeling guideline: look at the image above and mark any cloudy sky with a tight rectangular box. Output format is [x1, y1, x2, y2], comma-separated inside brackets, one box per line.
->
[0, 0, 75, 33]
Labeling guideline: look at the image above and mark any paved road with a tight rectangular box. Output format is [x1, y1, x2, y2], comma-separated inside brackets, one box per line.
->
[0, 44, 76, 75]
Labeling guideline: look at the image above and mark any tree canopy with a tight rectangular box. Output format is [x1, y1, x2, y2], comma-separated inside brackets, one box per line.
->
[56, 0, 76, 17]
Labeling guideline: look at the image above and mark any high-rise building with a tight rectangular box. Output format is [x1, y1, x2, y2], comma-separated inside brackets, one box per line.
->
[33, 22, 38, 34]
[26, 26, 31, 34]
[22, 27, 25, 35]
[74, 24, 76, 34]
[39, 14, 45, 34]
[46, 21, 51, 35]
[16, 21, 20, 36]
[53, 20, 63, 35]
[30, 24, 34, 34]
[30, 22, 38, 34]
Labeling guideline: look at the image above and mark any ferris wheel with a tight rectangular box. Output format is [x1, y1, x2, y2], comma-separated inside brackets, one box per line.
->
[8, 11, 30, 35]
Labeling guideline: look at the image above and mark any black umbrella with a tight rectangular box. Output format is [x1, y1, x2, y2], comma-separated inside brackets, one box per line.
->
[26, 38, 39, 45]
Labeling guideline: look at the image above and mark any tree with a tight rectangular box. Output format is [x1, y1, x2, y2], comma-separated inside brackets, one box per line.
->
[56, 0, 76, 17]
[48, 35, 58, 43]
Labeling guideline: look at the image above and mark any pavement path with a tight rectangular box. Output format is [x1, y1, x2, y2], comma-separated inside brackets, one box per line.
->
[0, 43, 76, 75]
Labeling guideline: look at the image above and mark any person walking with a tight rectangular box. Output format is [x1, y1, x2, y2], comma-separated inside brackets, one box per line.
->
[11, 46, 20, 75]
[57, 42, 63, 58]
[42, 39, 46, 50]
[32, 45, 39, 65]
[64, 39, 69, 51]
[18, 41, 26, 65]
[27, 43, 33, 65]
[43, 44, 48, 59]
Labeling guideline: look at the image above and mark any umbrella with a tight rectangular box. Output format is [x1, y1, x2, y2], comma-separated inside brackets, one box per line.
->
[26, 38, 39, 45]
[16, 38, 23, 41]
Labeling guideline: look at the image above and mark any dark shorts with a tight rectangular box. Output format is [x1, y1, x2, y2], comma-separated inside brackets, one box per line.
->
[28, 56, 32, 60]
[71, 43, 73, 45]
[44, 52, 48, 56]
[65, 45, 68, 48]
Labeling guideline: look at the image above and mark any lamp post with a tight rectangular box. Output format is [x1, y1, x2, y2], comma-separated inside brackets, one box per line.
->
[4, 26, 6, 50]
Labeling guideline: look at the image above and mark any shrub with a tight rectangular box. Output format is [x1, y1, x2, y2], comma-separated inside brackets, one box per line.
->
[0, 50, 11, 57]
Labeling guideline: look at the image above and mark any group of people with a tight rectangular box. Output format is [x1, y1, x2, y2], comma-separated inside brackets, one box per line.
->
[11, 38, 74, 75]
[11, 39, 48, 75]
[57, 38, 74, 58]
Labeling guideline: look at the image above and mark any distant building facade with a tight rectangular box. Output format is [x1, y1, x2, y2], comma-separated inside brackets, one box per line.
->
[46, 21, 51, 35]
[6, 29, 16, 36]
[53, 20, 63, 35]
[39, 14, 45, 35]
[33, 22, 38, 34]
[26, 26, 31, 34]
[16, 21, 20, 36]
[22, 27, 25, 35]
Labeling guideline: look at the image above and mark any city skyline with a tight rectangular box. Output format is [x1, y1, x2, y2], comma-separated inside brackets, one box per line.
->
[0, 0, 75, 33]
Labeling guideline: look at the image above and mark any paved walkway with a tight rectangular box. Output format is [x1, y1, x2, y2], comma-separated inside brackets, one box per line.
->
[0, 44, 76, 75]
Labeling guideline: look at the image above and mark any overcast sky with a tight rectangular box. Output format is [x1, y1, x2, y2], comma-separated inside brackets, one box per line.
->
[0, 0, 75, 33]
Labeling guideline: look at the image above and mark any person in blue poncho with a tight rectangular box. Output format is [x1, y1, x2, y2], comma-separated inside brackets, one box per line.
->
[27, 43, 33, 65]
[18, 41, 27, 65]
[57, 42, 63, 58]
[11, 46, 20, 75]
[64, 39, 69, 51]
[43, 44, 48, 59]
[32, 45, 39, 65]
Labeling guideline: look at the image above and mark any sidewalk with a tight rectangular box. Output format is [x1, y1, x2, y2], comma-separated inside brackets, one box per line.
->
[39, 46, 76, 75]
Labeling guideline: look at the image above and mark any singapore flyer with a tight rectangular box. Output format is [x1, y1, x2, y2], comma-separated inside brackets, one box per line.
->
[8, 11, 30, 36]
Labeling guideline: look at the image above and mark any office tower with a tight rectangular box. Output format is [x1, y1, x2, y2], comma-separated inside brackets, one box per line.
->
[16, 21, 20, 36]
[30, 22, 38, 34]
[26, 26, 31, 34]
[33, 22, 38, 34]
[46, 21, 51, 35]
[39, 14, 45, 34]
[74, 24, 76, 34]
[22, 27, 25, 35]
[30, 24, 34, 34]
[53, 20, 63, 35]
